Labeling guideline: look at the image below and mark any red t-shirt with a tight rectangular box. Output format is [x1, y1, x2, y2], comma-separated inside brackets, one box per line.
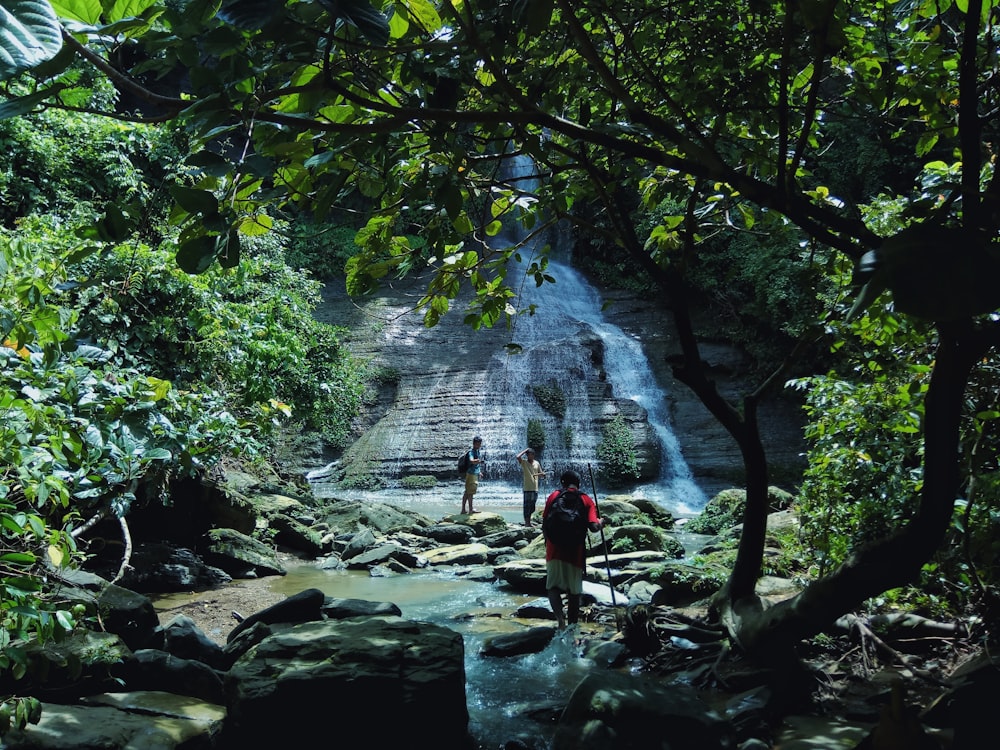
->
[542, 487, 599, 568]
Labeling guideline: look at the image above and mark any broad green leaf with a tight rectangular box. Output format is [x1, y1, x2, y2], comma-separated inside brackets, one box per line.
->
[217, 230, 241, 268]
[401, 0, 441, 30]
[320, 0, 389, 46]
[387, 5, 408, 38]
[217, 0, 282, 30]
[146, 376, 171, 400]
[52, 0, 157, 23]
[238, 213, 272, 236]
[0, 552, 35, 565]
[0, 0, 63, 80]
[106, 0, 159, 22]
[176, 235, 218, 274]
[0, 84, 65, 120]
[50, 0, 101, 23]
[169, 185, 220, 216]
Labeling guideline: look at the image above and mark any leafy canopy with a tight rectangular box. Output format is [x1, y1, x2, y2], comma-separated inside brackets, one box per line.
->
[7, 0, 995, 319]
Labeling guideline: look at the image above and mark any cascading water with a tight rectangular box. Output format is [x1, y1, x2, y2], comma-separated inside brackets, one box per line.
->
[476, 154, 706, 514]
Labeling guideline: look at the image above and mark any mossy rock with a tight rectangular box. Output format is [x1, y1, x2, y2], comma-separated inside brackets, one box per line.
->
[686, 486, 795, 535]
[604, 525, 684, 557]
[649, 561, 729, 606]
[202, 527, 286, 577]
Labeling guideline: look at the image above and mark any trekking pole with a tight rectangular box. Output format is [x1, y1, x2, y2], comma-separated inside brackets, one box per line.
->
[587, 463, 619, 610]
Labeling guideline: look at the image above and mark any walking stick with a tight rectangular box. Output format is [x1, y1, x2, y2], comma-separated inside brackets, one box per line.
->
[587, 463, 620, 620]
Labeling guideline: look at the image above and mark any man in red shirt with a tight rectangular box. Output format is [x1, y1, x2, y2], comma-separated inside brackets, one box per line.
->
[542, 470, 603, 629]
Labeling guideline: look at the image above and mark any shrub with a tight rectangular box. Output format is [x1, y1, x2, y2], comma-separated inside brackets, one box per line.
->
[596, 415, 641, 486]
[532, 382, 566, 419]
[401, 475, 438, 489]
[527, 419, 546, 456]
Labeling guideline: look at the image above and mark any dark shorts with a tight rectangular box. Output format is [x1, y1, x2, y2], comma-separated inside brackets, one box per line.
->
[522, 490, 538, 515]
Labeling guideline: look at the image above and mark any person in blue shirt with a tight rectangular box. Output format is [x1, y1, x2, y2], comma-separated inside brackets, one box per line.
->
[461, 436, 484, 514]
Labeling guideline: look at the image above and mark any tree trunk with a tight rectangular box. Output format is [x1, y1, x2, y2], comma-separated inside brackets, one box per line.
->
[715, 323, 993, 660]
[618, 186, 993, 664]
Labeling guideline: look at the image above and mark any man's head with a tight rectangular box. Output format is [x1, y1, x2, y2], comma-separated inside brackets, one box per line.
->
[525, 449, 535, 458]
[560, 470, 581, 488]
[473, 436, 483, 447]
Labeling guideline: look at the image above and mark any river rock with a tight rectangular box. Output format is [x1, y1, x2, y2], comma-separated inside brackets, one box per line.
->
[158, 613, 228, 669]
[0, 692, 226, 750]
[480, 626, 556, 657]
[423, 542, 491, 566]
[421, 522, 476, 544]
[222, 616, 469, 748]
[201, 527, 287, 578]
[114, 648, 226, 704]
[227, 586, 326, 643]
[553, 671, 736, 750]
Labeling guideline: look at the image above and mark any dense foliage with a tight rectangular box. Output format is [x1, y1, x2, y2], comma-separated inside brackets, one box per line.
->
[2, 0, 1000, 698]
[0, 91, 370, 724]
[596, 415, 642, 487]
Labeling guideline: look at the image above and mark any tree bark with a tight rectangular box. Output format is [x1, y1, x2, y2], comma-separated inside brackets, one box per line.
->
[718, 323, 995, 660]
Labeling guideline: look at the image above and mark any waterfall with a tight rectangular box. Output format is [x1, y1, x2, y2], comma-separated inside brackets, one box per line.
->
[475, 154, 707, 513]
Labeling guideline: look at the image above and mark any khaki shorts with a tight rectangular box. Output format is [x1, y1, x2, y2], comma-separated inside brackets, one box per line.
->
[464, 473, 479, 495]
[546, 559, 583, 594]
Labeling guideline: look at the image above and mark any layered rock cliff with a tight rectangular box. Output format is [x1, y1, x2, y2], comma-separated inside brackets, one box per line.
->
[315, 269, 806, 498]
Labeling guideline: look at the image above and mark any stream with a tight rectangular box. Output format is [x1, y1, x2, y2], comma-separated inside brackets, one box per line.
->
[154, 554, 613, 749]
[261, 564, 601, 749]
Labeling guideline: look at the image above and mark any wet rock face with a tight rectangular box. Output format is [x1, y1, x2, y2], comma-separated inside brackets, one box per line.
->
[318, 277, 805, 494]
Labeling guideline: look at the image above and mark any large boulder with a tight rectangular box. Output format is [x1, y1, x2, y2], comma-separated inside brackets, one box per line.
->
[0, 692, 225, 750]
[105, 543, 231, 593]
[222, 616, 469, 747]
[480, 626, 556, 657]
[226, 587, 326, 643]
[601, 524, 685, 557]
[320, 499, 433, 536]
[98, 583, 162, 651]
[686, 485, 795, 535]
[553, 671, 736, 749]
[158, 614, 228, 670]
[0, 630, 132, 701]
[114, 649, 226, 704]
[423, 543, 492, 566]
[201, 527, 286, 578]
[420, 523, 476, 544]
[445, 511, 509, 536]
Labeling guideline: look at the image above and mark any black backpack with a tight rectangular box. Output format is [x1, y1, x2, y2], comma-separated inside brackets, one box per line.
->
[457, 451, 471, 476]
[543, 489, 590, 547]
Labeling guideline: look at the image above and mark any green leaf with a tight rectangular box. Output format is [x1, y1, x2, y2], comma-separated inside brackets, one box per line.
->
[0, 84, 65, 120]
[217, 0, 282, 30]
[50, 0, 101, 24]
[0, 552, 36, 565]
[95, 203, 137, 242]
[175, 235, 218, 274]
[319, 0, 389, 46]
[400, 0, 441, 31]
[187, 150, 232, 177]
[169, 184, 219, 216]
[0, 0, 63, 80]
[217, 230, 241, 268]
